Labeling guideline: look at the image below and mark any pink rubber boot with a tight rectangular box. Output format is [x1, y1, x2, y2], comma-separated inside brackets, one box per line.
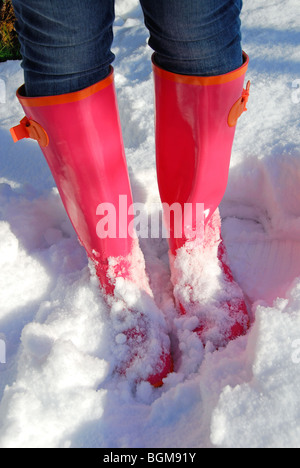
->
[153, 53, 251, 349]
[11, 70, 172, 386]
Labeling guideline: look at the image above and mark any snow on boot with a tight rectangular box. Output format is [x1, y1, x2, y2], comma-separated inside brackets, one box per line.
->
[10, 70, 172, 387]
[153, 52, 251, 350]
[95, 237, 173, 387]
[170, 210, 250, 350]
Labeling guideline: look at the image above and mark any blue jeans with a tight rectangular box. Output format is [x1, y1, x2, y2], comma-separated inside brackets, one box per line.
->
[12, 0, 243, 97]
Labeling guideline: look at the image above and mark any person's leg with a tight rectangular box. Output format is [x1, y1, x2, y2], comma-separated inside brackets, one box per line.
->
[11, 0, 172, 386]
[12, 0, 115, 96]
[140, 0, 250, 347]
[139, 0, 243, 76]
[11, 0, 133, 288]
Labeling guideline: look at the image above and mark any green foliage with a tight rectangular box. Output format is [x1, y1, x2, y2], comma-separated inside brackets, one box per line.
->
[0, 0, 21, 61]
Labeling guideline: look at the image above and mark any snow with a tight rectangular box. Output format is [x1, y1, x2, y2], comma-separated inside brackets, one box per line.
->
[0, 0, 300, 449]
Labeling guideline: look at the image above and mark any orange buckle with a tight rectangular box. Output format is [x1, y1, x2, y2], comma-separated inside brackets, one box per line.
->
[228, 80, 251, 127]
[10, 116, 49, 147]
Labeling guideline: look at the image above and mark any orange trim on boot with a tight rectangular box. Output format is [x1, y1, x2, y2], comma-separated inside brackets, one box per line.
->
[152, 52, 249, 87]
[228, 80, 251, 127]
[10, 116, 49, 147]
[16, 67, 114, 108]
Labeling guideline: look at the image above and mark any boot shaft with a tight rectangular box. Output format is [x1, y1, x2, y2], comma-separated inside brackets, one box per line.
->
[11, 70, 135, 270]
[153, 53, 250, 253]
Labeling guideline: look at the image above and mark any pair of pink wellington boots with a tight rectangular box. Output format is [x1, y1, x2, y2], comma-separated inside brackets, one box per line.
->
[11, 53, 250, 387]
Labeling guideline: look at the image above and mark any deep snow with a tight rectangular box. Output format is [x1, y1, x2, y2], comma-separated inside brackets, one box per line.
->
[0, 0, 300, 448]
